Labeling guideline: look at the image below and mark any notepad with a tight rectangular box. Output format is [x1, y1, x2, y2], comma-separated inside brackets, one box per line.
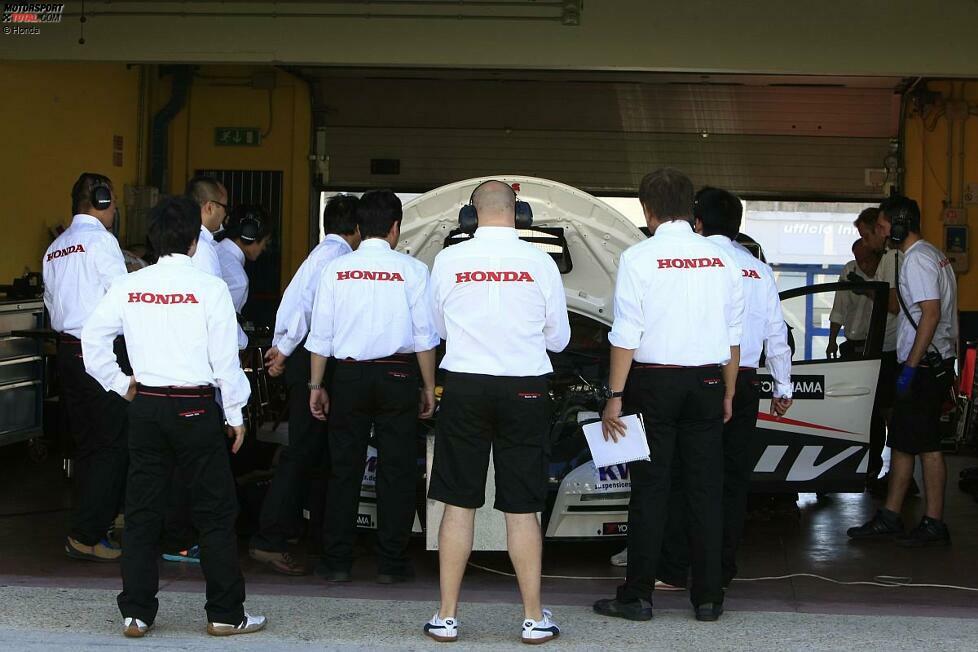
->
[582, 413, 651, 469]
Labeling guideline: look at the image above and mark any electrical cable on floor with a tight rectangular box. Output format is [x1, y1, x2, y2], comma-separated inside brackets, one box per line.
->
[466, 562, 978, 593]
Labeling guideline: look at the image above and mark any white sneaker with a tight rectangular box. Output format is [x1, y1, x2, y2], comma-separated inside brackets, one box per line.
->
[521, 609, 560, 645]
[610, 547, 627, 567]
[423, 612, 458, 642]
[123, 617, 151, 638]
[206, 612, 267, 636]
[654, 579, 686, 591]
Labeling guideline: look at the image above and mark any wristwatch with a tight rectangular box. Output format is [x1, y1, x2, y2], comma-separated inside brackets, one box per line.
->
[600, 385, 624, 400]
[308, 382, 323, 390]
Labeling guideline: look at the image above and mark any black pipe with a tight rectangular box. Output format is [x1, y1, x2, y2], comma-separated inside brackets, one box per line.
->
[150, 66, 193, 190]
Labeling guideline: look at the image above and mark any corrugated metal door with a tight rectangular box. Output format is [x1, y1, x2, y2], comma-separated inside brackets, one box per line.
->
[308, 74, 899, 199]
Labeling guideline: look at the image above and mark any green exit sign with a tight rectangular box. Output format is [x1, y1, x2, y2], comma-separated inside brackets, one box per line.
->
[215, 127, 262, 146]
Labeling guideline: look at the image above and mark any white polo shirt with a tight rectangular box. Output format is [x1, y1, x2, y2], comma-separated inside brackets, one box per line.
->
[81, 255, 251, 426]
[191, 226, 222, 278]
[610, 220, 744, 366]
[306, 238, 439, 361]
[896, 239, 958, 363]
[272, 234, 354, 357]
[874, 248, 900, 352]
[42, 213, 128, 338]
[829, 261, 874, 342]
[709, 235, 792, 398]
[215, 237, 250, 350]
[430, 226, 570, 377]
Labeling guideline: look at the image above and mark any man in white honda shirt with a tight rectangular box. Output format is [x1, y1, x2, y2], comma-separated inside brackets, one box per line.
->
[81, 196, 266, 639]
[655, 187, 792, 592]
[249, 194, 360, 576]
[593, 169, 744, 624]
[159, 175, 231, 564]
[186, 175, 228, 278]
[43, 173, 130, 563]
[855, 206, 901, 493]
[306, 190, 439, 584]
[215, 204, 272, 350]
[848, 196, 958, 547]
[425, 180, 570, 644]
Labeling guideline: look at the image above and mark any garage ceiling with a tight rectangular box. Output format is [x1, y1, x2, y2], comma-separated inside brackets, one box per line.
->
[301, 69, 903, 198]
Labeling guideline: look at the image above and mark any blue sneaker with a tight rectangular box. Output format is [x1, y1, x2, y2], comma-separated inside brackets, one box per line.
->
[162, 544, 201, 564]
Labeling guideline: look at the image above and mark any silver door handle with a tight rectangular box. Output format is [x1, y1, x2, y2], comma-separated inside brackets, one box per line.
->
[825, 387, 871, 397]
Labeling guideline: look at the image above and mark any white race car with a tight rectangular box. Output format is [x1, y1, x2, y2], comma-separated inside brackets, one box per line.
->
[354, 176, 889, 546]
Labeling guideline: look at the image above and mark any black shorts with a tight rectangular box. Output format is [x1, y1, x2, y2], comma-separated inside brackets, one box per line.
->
[876, 350, 899, 410]
[887, 361, 954, 455]
[427, 372, 552, 513]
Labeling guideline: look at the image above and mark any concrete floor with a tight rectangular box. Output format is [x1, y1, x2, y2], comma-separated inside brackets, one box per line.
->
[1, 444, 976, 650]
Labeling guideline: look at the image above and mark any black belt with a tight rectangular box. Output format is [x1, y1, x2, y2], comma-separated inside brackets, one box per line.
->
[632, 363, 721, 370]
[339, 353, 413, 365]
[136, 384, 215, 399]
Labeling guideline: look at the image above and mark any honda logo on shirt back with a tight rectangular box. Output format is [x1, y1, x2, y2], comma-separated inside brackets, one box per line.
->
[742, 268, 761, 279]
[46, 244, 86, 261]
[455, 271, 534, 283]
[337, 270, 405, 281]
[128, 292, 199, 304]
[657, 258, 724, 269]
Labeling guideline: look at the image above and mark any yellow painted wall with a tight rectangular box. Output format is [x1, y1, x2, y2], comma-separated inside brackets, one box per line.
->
[903, 81, 978, 311]
[0, 62, 142, 282]
[0, 62, 312, 287]
[157, 66, 312, 279]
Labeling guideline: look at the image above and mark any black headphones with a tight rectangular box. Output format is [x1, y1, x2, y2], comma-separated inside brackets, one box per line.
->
[90, 179, 112, 211]
[458, 180, 533, 235]
[238, 207, 266, 242]
[889, 211, 911, 243]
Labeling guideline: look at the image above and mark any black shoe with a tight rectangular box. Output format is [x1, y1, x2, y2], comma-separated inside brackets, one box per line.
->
[895, 517, 951, 547]
[695, 602, 723, 622]
[592, 597, 653, 622]
[847, 509, 904, 539]
[377, 572, 414, 585]
[314, 562, 352, 583]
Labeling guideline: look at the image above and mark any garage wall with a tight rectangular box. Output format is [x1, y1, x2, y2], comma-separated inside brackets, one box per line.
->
[903, 81, 978, 311]
[0, 62, 142, 282]
[3, 1, 978, 77]
[0, 63, 312, 288]
[159, 66, 312, 278]
[315, 76, 898, 198]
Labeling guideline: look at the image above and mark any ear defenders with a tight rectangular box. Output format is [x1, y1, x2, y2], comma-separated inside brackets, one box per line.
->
[888, 211, 910, 243]
[458, 180, 533, 235]
[238, 208, 266, 242]
[90, 179, 112, 211]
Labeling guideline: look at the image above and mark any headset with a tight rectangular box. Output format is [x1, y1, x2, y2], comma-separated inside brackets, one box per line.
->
[89, 178, 112, 211]
[458, 180, 533, 235]
[888, 211, 911, 244]
[227, 205, 268, 242]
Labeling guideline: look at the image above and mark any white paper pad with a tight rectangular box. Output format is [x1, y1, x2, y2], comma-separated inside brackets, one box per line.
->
[582, 413, 651, 468]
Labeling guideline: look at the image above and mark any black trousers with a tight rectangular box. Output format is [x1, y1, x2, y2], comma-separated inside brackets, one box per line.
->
[658, 369, 761, 589]
[321, 357, 418, 575]
[57, 336, 130, 546]
[617, 366, 725, 607]
[251, 349, 330, 553]
[118, 388, 245, 626]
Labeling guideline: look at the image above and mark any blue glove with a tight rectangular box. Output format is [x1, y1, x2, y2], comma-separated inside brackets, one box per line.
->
[896, 365, 917, 398]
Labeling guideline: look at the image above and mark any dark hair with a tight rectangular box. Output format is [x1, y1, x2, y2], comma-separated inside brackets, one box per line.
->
[878, 195, 921, 233]
[148, 196, 202, 257]
[853, 206, 880, 229]
[694, 186, 742, 239]
[639, 168, 694, 222]
[223, 204, 271, 242]
[322, 194, 360, 236]
[184, 175, 224, 206]
[71, 172, 113, 214]
[357, 190, 402, 239]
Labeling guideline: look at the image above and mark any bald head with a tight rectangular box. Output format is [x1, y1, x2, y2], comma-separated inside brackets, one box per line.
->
[472, 180, 516, 226]
[852, 238, 879, 275]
